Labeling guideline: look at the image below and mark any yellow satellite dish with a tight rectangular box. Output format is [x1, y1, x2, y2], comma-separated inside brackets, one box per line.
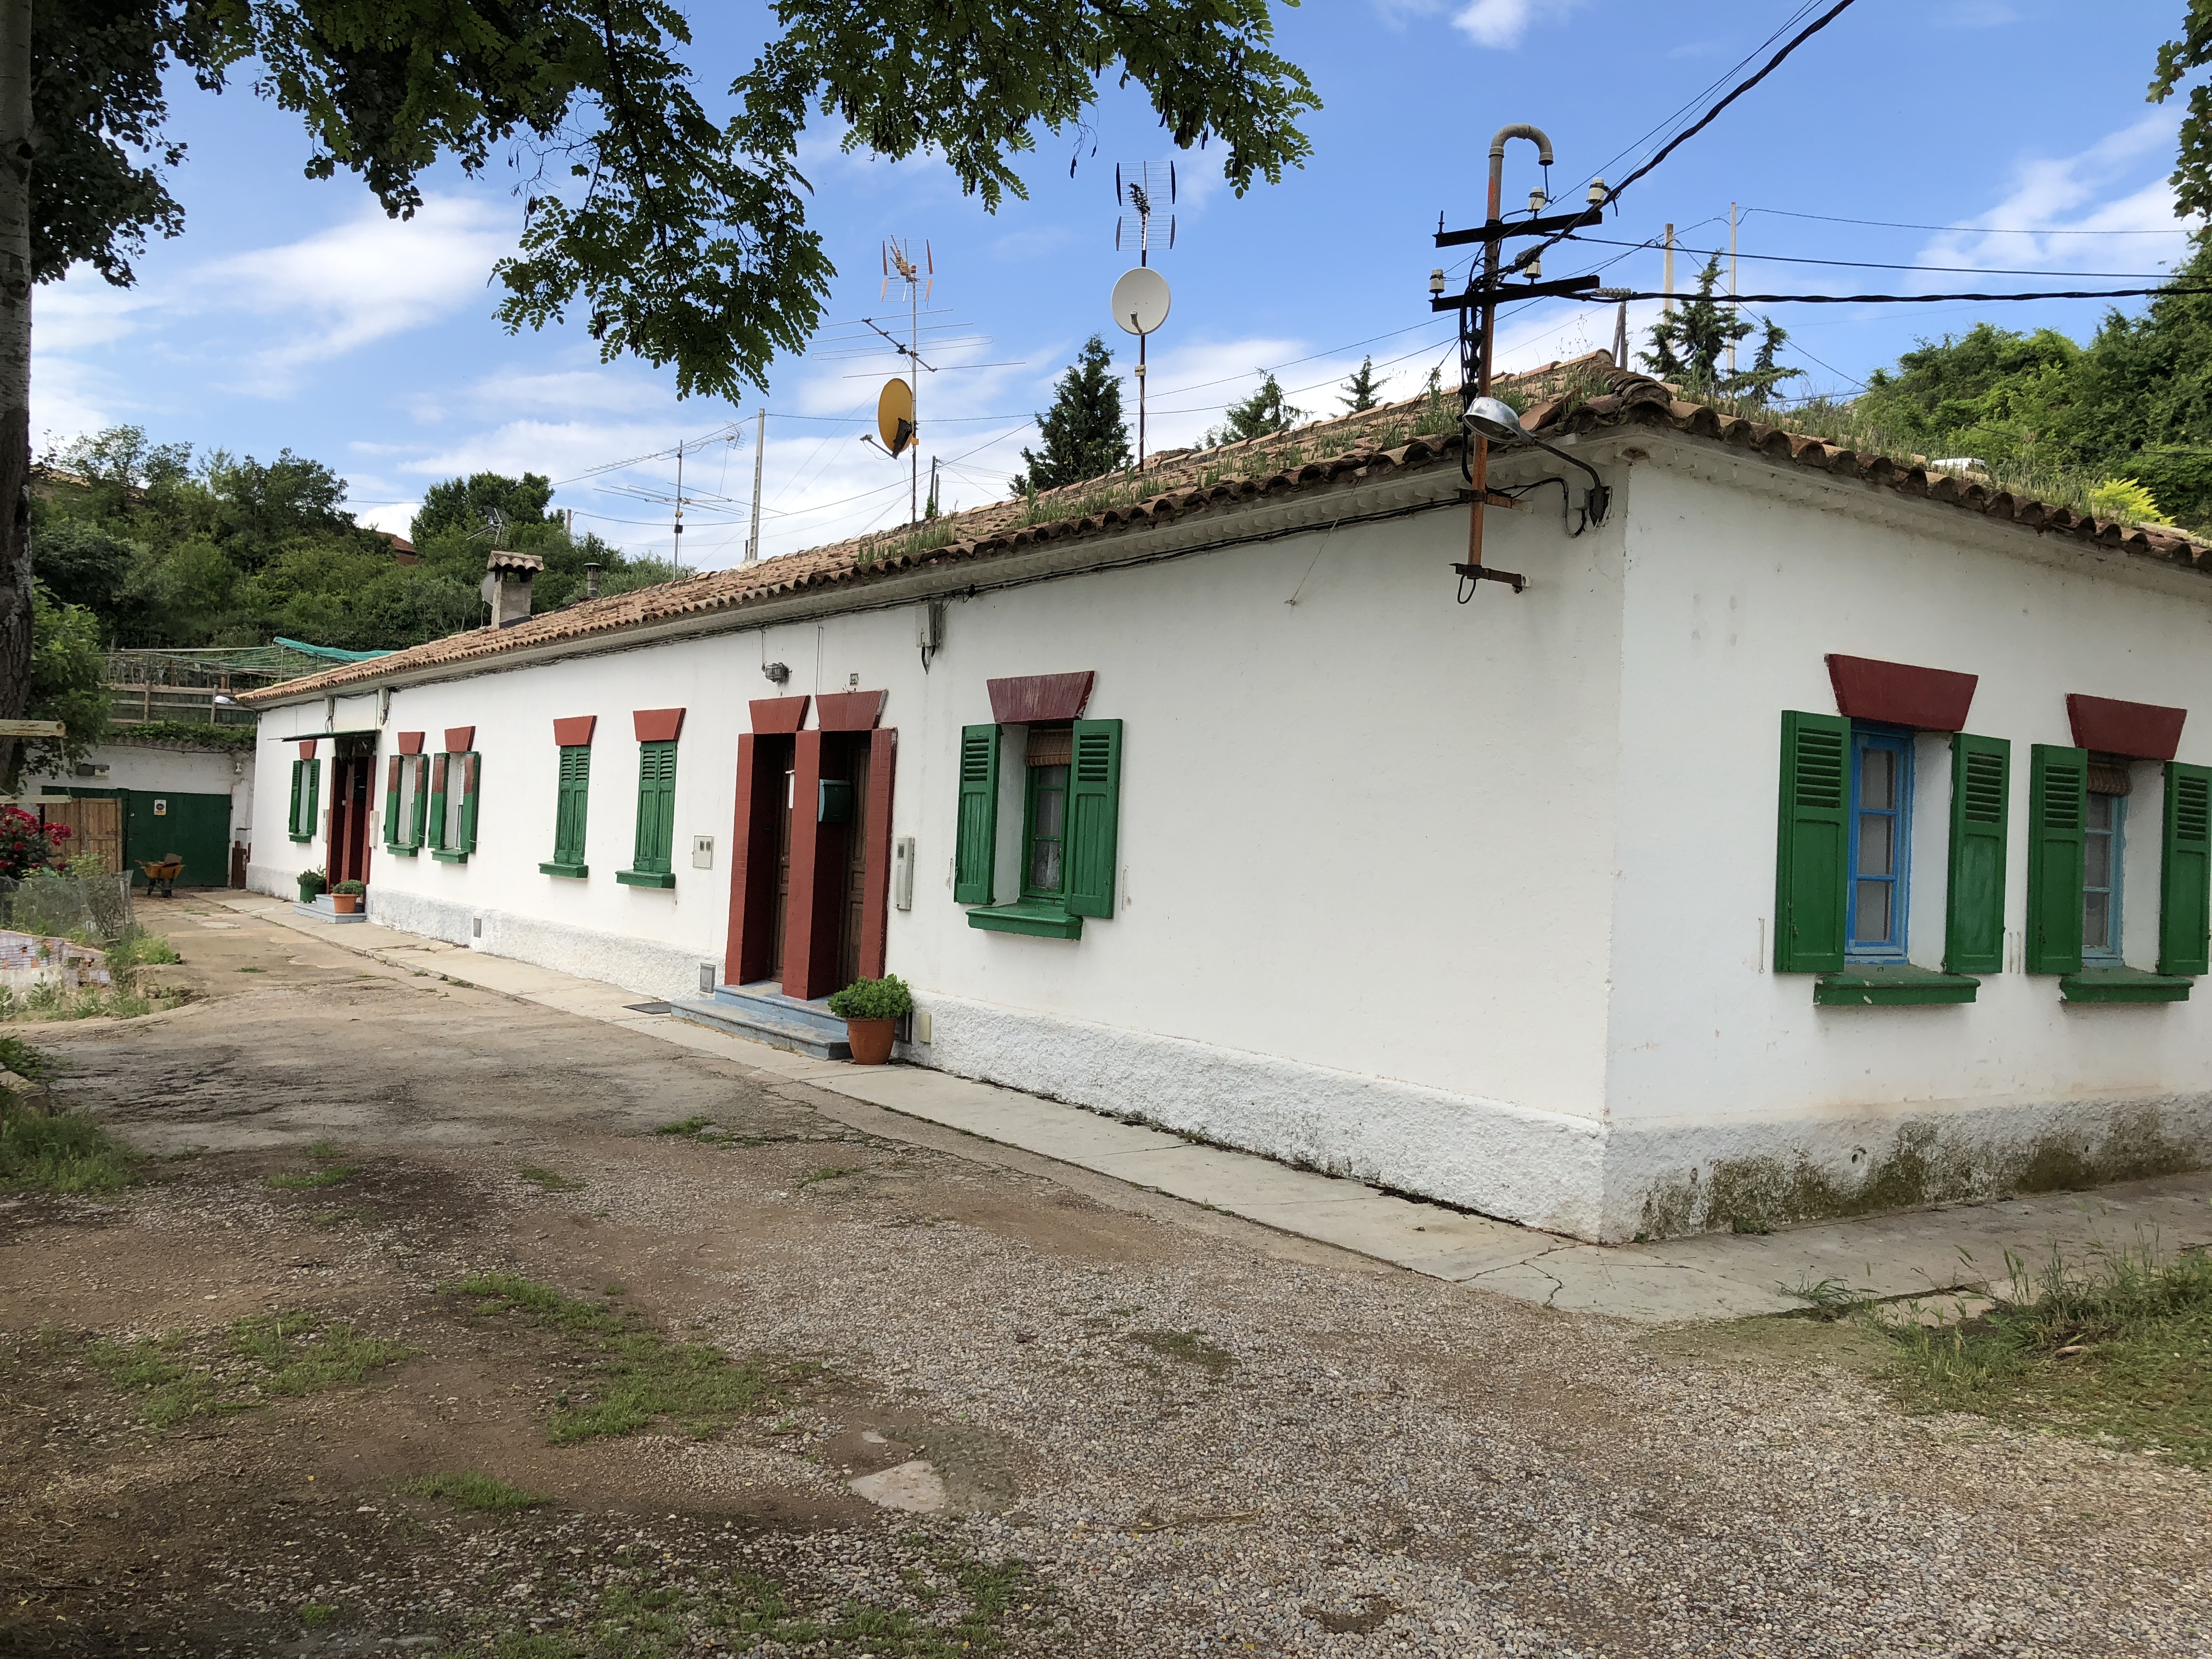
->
[877, 377, 916, 457]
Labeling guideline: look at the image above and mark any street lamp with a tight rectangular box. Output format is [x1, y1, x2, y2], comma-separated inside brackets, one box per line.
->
[1461, 398, 1611, 527]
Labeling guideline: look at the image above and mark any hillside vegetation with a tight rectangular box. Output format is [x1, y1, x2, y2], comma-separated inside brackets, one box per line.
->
[31, 430, 681, 653]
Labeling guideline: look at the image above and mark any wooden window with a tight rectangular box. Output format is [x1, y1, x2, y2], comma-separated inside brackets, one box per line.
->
[383, 753, 427, 854]
[1847, 728, 1912, 961]
[618, 740, 677, 888]
[1773, 711, 1849, 972]
[541, 745, 591, 878]
[1022, 731, 1071, 901]
[2026, 744, 2087, 974]
[1943, 733, 2010, 975]
[2158, 761, 2211, 976]
[287, 757, 320, 843]
[428, 752, 481, 864]
[2083, 790, 2125, 964]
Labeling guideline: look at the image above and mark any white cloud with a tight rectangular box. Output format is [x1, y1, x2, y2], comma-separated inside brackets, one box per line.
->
[1453, 0, 1578, 49]
[1915, 112, 2200, 279]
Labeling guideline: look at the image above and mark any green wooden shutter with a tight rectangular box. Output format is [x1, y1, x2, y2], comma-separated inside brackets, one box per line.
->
[2025, 744, 2087, 974]
[1065, 719, 1124, 918]
[2158, 760, 2212, 976]
[633, 741, 676, 873]
[953, 724, 1000, 904]
[460, 754, 481, 854]
[408, 757, 428, 848]
[288, 760, 306, 841]
[428, 754, 449, 850]
[296, 759, 320, 840]
[1944, 732, 2010, 974]
[383, 757, 402, 848]
[1774, 710, 1849, 973]
[554, 745, 591, 866]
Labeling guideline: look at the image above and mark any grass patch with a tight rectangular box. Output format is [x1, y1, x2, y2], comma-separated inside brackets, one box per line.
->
[301, 1602, 337, 1627]
[0, 1103, 139, 1193]
[89, 1311, 413, 1427]
[266, 1164, 357, 1189]
[1127, 1328, 1237, 1378]
[800, 1164, 861, 1186]
[654, 1115, 721, 1139]
[1878, 1238, 2212, 1466]
[433, 1545, 1049, 1657]
[446, 1272, 815, 1444]
[237, 965, 265, 973]
[405, 1471, 548, 1512]
[518, 1165, 586, 1191]
[106, 929, 183, 968]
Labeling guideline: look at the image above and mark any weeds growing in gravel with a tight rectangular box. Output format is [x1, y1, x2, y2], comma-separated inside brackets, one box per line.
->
[518, 1165, 586, 1190]
[432, 1543, 1049, 1657]
[267, 1141, 357, 1189]
[1127, 1328, 1237, 1378]
[405, 1471, 548, 1512]
[1878, 1237, 2212, 1466]
[447, 1272, 818, 1444]
[800, 1164, 860, 1185]
[89, 1311, 414, 1427]
[0, 1098, 139, 1194]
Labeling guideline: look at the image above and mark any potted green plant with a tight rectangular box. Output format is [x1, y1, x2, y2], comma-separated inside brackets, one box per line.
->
[330, 878, 366, 915]
[825, 974, 914, 1065]
[298, 868, 328, 905]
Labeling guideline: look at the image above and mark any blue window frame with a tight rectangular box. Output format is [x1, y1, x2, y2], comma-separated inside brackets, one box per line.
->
[1847, 727, 1913, 961]
[2083, 791, 2125, 963]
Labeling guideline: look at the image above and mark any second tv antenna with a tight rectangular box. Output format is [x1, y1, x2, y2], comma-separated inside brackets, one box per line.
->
[1112, 163, 1178, 471]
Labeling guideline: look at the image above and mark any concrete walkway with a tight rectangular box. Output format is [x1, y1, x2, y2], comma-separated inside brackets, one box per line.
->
[213, 895, 2212, 1322]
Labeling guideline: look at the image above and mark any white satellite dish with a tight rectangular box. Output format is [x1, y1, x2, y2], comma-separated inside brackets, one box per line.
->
[1111, 266, 1171, 336]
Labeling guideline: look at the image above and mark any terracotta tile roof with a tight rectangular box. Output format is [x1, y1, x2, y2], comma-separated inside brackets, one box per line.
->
[239, 356, 2210, 707]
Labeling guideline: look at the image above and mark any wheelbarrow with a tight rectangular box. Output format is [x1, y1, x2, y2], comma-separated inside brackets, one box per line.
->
[136, 855, 184, 898]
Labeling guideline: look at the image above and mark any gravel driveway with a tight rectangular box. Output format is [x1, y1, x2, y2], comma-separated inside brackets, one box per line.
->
[2, 900, 2205, 1657]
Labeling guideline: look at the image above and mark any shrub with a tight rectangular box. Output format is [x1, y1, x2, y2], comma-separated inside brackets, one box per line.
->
[826, 974, 913, 1021]
[0, 806, 67, 879]
[331, 879, 365, 896]
[297, 869, 327, 894]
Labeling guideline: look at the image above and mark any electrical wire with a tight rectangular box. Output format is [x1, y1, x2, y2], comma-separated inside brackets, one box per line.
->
[1605, 286, 2212, 304]
[1746, 206, 2204, 236]
[1566, 235, 2180, 281]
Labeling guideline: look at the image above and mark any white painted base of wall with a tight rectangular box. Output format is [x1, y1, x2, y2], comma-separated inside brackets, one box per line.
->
[247, 867, 709, 1003]
[911, 991, 1611, 1239]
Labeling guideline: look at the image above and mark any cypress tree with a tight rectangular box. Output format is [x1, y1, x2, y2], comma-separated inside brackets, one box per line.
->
[1011, 336, 1131, 493]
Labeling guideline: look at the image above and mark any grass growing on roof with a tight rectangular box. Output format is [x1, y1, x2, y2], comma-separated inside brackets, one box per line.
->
[1877, 1235, 2212, 1466]
[446, 1272, 816, 1444]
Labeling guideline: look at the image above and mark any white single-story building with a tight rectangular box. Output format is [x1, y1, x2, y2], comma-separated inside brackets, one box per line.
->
[240, 362, 2212, 1242]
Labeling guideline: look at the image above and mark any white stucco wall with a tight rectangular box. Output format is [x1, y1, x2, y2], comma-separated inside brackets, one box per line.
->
[248, 471, 1633, 1235]
[1600, 445, 2212, 1236]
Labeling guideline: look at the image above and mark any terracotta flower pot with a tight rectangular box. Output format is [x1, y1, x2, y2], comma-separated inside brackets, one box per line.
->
[332, 893, 361, 915]
[844, 1016, 896, 1065]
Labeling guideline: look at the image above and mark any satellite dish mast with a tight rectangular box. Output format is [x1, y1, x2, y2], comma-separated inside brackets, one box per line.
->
[1111, 162, 1178, 471]
[881, 238, 935, 521]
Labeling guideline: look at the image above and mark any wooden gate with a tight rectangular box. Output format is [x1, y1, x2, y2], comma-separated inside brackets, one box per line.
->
[42, 798, 123, 873]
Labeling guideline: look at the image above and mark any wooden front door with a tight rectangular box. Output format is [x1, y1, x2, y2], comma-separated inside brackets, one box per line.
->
[329, 757, 375, 888]
[770, 763, 794, 981]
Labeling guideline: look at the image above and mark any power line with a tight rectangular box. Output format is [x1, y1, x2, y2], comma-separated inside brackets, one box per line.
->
[1568, 235, 2179, 281]
[1747, 206, 2203, 236]
[1610, 286, 2212, 304]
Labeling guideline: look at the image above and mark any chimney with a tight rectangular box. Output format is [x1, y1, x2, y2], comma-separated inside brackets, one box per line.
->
[584, 560, 602, 600]
[481, 550, 546, 628]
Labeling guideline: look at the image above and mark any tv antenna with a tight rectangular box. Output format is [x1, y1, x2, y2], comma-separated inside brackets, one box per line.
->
[1112, 163, 1178, 470]
[878, 238, 933, 522]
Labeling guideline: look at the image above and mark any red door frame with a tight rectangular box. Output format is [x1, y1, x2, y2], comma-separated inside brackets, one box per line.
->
[721, 693, 895, 1001]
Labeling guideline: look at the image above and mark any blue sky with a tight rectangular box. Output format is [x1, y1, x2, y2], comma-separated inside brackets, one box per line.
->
[37, 0, 2203, 569]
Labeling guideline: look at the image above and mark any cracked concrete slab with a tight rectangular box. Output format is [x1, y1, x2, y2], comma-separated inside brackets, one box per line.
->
[218, 895, 2212, 1324]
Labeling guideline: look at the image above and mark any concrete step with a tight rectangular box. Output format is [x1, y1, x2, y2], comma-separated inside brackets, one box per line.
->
[668, 985, 851, 1060]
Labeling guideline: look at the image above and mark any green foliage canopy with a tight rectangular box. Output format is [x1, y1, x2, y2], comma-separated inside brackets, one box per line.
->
[44, 0, 1319, 401]
[1640, 258, 1802, 406]
[1011, 335, 1131, 493]
[1853, 234, 2212, 527]
[2154, 1, 2212, 222]
[24, 583, 110, 783]
[34, 428, 680, 651]
[1209, 371, 1304, 445]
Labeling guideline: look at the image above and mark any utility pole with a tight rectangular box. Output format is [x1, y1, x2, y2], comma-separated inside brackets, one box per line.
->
[1663, 223, 1676, 317]
[1728, 202, 1740, 377]
[672, 439, 685, 567]
[1431, 128, 1603, 595]
[744, 409, 765, 565]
